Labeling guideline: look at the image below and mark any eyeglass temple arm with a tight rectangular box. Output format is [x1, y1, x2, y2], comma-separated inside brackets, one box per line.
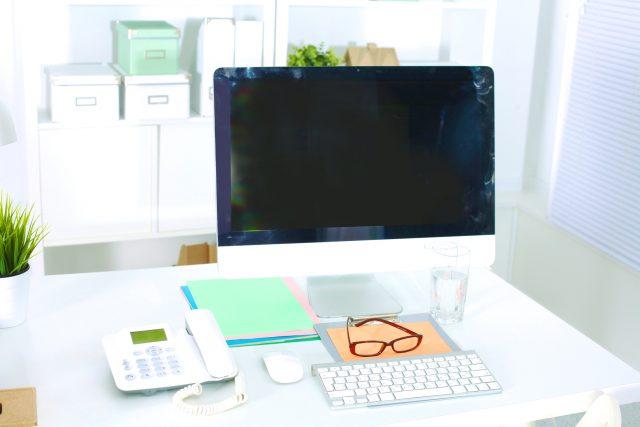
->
[354, 317, 422, 337]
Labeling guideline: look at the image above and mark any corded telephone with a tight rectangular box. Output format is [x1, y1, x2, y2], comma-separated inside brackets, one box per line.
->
[103, 309, 247, 415]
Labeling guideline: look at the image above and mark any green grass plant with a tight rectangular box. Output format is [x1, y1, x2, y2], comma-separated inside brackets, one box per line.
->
[0, 192, 48, 277]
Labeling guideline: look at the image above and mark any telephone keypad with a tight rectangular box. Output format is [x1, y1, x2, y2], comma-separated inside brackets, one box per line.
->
[124, 345, 184, 382]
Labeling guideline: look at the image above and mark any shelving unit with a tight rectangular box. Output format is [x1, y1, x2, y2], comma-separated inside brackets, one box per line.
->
[12, 0, 496, 273]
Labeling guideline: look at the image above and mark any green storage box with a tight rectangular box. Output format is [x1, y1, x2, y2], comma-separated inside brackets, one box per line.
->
[115, 21, 180, 75]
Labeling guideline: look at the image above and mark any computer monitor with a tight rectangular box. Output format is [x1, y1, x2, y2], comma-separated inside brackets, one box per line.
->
[214, 66, 495, 317]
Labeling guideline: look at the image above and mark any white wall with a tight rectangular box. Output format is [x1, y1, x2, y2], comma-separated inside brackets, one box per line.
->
[523, 0, 574, 195]
[492, 0, 541, 192]
[497, 0, 640, 370]
[0, 0, 28, 203]
[507, 207, 640, 370]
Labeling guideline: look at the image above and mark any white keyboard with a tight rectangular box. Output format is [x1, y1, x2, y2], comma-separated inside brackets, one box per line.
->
[312, 350, 501, 409]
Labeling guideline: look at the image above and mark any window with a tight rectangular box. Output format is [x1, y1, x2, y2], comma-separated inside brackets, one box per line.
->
[549, 0, 640, 270]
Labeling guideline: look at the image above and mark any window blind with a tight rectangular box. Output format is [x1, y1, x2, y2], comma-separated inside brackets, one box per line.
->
[549, 0, 640, 271]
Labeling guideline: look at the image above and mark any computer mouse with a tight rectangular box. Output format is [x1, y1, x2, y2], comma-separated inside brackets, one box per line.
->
[262, 351, 304, 384]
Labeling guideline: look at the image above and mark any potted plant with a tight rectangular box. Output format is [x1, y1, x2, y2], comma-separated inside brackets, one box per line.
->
[0, 192, 48, 328]
[287, 43, 341, 67]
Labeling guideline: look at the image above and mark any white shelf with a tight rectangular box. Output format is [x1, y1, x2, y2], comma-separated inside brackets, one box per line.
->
[282, 0, 491, 11]
[44, 228, 215, 247]
[38, 110, 213, 130]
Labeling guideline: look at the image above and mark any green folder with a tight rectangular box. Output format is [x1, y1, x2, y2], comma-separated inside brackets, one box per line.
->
[181, 278, 315, 339]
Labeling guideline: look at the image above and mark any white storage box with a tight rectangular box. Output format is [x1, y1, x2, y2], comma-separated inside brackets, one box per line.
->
[234, 20, 263, 67]
[193, 18, 235, 117]
[120, 70, 190, 120]
[46, 63, 121, 123]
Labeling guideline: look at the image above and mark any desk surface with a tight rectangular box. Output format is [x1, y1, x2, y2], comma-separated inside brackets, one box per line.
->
[1, 264, 639, 427]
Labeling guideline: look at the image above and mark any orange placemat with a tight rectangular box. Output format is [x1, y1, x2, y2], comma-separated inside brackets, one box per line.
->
[326, 321, 452, 362]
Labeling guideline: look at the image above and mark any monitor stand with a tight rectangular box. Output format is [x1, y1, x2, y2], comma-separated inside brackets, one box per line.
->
[307, 274, 403, 318]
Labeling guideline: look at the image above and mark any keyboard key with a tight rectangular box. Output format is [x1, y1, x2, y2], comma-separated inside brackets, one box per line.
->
[372, 368, 383, 374]
[477, 383, 489, 391]
[383, 367, 394, 373]
[447, 380, 459, 386]
[452, 385, 466, 394]
[470, 364, 486, 371]
[367, 387, 378, 395]
[369, 374, 381, 381]
[330, 367, 340, 372]
[344, 396, 355, 405]
[346, 383, 357, 390]
[471, 378, 481, 384]
[324, 383, 334, 392]
[337, 371, 348, 377]
[320, 372, 336, 379]
[481, 376, 495, 383]
[466, 384, 479, 392]
[365, 363, 376, 368]
[346, 376, 357, 383]
[381, 379, 393, 386]
[380, 393, 395, 401]
[459, 378, 470, 385]
[414, 383, 425, 390]
[436, 381, 448, 387]
[400, 360, 410, 365]
[317, 367, 328, 373]
[381, 373, 392, 380]
[349, 369, 359, 376]
[405, 378, 416, 384]
[370, 380, 381, 387]
[329, 390, 354, 399]
[426, 382, 436, 389]
[357, 375, 368, 381]
[334, 378, 346, 384]
[357, 381, 369, 389]
[488, 382, 500, 390]
[394, 387, 452, 400]
[332, 400, 344, 407]
[367, 394, 380, 402]
[402, 384, 414, 391]
[355, 389, 366, 396]
[379, 386, 391, 393]
[334, 384, 346, 391]
[356, 398, 368, 404]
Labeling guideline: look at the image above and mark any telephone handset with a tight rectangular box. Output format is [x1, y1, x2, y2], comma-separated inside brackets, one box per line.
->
[103, 309, 247, 415]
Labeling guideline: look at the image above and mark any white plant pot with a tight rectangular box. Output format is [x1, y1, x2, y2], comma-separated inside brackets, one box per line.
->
[0, 265, 31, 328]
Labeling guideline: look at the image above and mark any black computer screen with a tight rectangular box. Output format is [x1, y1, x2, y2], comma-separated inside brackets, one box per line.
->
[215, 67, 494, 246]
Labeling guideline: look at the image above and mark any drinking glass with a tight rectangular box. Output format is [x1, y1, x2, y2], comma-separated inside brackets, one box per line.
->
[429, 243, 470, 324]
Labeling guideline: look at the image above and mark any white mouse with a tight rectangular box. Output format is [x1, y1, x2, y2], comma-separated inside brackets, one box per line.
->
[262, 351, 304, 384]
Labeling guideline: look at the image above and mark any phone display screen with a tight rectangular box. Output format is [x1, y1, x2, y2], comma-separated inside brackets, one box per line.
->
[130, 328, 167, 345]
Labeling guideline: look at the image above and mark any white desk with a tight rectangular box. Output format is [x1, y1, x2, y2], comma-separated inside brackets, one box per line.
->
[1, 264, 639, 426]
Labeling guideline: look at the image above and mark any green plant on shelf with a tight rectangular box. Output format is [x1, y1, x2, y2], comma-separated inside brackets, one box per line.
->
[287, 43, 341, 67]
[0, 192, 48, 277]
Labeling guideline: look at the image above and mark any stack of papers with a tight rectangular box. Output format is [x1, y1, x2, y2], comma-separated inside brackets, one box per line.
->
[181, 277, 319, 347]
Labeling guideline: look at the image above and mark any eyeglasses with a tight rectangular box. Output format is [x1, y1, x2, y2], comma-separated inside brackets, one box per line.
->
[346, 317, 423, 357]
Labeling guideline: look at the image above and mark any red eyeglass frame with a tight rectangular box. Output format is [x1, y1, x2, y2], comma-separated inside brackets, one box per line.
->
[346, 317, 423, 357]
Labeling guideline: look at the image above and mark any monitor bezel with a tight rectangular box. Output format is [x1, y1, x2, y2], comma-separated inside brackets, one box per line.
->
[214, 66, 495, 247]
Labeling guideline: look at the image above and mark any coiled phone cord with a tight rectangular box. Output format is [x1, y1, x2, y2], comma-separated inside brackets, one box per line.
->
[173, 372, 247, 416]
